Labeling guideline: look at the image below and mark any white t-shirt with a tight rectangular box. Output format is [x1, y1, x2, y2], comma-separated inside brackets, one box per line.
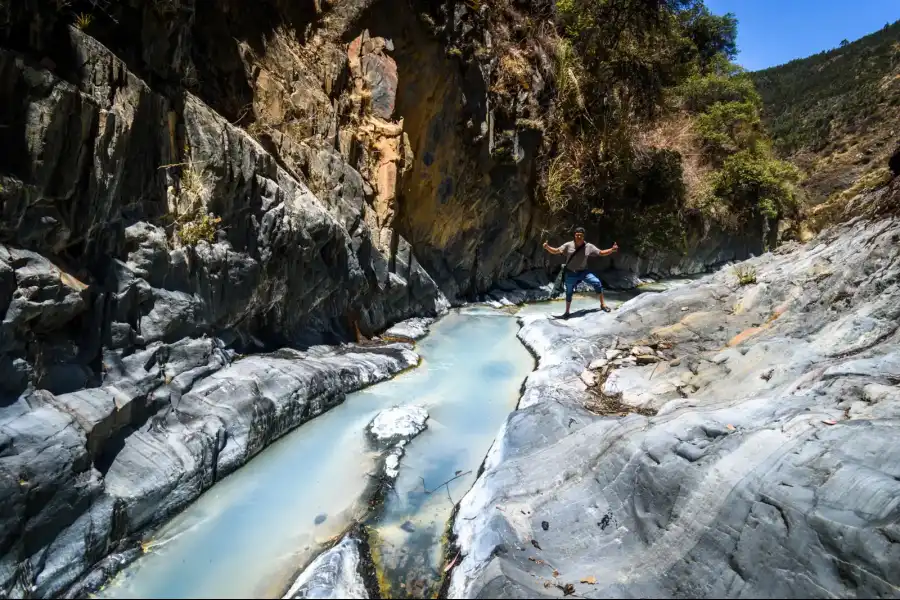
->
[560, 241, 600, 271]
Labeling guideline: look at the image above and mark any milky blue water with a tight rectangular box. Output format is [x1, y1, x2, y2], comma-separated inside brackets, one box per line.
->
[96, 295, 623, 599]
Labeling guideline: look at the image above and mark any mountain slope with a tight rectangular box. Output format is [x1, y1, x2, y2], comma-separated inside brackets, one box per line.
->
[751, 20, 900, 220]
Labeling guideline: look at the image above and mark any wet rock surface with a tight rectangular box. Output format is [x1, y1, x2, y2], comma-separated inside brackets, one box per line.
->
[450, 215, 900, 599]
[283, 536, 369, 600]
[384, 318, 434, 341]
[366, 405, 429, 482]
[0, 340, 418, 597]
[367, 405, 429, 449]
[282, 408, 433, 600]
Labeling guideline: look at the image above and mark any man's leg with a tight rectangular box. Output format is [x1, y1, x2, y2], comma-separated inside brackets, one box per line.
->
[563, 271, 577, 316]
[583, 272, 609, 311]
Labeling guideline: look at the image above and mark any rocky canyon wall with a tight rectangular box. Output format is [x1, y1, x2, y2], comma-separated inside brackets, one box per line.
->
[0, 0, 778, 596]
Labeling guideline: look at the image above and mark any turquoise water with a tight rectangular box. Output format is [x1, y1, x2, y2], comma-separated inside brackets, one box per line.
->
[96, 295, 625, 599]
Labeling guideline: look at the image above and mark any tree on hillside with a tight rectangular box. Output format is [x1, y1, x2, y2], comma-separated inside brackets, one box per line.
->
[540, 0, 796, 253]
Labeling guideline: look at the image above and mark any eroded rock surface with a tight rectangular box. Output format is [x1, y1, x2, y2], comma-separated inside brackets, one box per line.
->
[0, 26, 441, 599]
[366, 404, 429, 482]
[384, 318, 434, 341]
[0, 341, 417, 597]
[283, 536, 369, 600]
[450, 215, 900, 599]
[367, 405, 429, 447]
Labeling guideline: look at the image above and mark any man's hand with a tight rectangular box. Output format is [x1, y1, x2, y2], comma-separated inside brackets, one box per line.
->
[612, 242, 619, 253]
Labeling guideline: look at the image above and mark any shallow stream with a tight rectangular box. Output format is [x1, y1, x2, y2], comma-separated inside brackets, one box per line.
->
[97, 295, 630, 599]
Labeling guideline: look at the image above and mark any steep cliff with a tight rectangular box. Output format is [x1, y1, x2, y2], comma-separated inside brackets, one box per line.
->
[0, 0, 555, 302]
[0, 8, 454, 598]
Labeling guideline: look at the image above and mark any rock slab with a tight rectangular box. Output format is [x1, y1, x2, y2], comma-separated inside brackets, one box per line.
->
[450, 215, 900, 599]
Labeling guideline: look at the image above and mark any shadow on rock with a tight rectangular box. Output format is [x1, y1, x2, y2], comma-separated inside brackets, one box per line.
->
[554, 308, 603, 320]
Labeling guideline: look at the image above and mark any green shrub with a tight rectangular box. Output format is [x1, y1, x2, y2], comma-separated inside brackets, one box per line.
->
[732, 264, 757, 285]
[538, 0, 805, 254]
[678, 70, 761, 113]
[751, 20, 900, 155]
[694, 100, 763, 161]
[169, 158, 222, 247]
[74, 12, 92, 29]
[710, 149, 801, 221]
[177, 214, 222, 247]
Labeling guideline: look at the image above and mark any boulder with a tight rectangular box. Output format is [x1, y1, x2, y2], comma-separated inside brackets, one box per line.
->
[384, 317, 434, 341]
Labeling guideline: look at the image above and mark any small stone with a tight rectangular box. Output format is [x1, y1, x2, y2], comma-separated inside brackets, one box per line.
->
[710, 353, 729, 365]
[606, 349, 622, 360]
[632, 346, 654, 356]
[541, 521, 549, 531]
[588, 358, 608, 370]
[580, 370, 597, 387]
[681, 306, 689, 311]
[636, 355, 661, 365]
[670, 358, 682, 367]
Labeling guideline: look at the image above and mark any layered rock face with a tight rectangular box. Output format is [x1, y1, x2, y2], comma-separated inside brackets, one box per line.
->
[0, 20, 443, 598]
[450, 204, 900, 598]
[0, 0, 542, 591]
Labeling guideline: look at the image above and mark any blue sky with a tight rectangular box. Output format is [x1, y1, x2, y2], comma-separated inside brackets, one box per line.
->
[705, 0, 900, 71]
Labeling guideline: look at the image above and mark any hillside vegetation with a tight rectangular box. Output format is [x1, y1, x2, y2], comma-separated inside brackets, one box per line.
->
[536, 0, 798, 253]
[751, 20, 900, 227]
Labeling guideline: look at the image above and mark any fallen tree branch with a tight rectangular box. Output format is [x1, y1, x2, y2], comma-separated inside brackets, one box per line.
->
[420, 470, 472, 494]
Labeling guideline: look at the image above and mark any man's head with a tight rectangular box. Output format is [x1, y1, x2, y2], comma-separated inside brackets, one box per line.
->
[573, 226, 585, 245]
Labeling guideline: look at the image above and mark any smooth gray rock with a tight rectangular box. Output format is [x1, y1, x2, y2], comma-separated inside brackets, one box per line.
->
[450, 216, 900, 599]
[0, 399, 102, 598]
[283, 536, 369, 599]
[384, 318, 434, 341]
[0, 27, 454, 597]
[103, 343, 419, 536]
[366, 405, 429, 446]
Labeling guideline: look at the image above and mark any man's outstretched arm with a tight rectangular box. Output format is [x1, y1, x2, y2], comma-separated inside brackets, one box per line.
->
[543, 241, 564, 255]
[598, 242, 619, 257]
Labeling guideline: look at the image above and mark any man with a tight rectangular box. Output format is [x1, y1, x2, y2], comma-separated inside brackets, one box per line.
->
[543, 227, 619, 319]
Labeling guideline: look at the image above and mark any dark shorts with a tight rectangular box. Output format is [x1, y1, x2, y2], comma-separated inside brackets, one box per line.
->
[564, 270, 603, 302]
